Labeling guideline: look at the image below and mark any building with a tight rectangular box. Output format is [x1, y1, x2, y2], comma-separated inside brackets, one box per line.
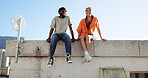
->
[0, 36, 24, 49]
[0, 36, 24, 77]
[5, 40, 148, 78]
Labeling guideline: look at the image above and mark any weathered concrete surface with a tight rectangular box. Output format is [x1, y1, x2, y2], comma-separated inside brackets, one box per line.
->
[9, 57, 148, 78]
[139, 40, 148, 56]
[5, 40, 148, 57]
[5, 40, 94, 57]
[5, 40, 148, 78]
[94, 40, 139, 56]
[5, 40, 50, 57]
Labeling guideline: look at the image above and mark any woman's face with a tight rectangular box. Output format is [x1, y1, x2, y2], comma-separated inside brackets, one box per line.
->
[86, 8, 91, 16]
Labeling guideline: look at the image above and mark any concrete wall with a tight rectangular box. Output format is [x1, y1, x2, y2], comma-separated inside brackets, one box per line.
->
[5, 40, 148, 78]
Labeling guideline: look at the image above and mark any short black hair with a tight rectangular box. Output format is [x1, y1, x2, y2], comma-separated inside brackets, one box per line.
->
[58, 7, 67, 12]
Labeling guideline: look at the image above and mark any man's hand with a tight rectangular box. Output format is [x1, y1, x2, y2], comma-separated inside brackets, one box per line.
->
[71, 38, 76, 42]
[46, 38, 50, 43]
[101, 38, 107, 42]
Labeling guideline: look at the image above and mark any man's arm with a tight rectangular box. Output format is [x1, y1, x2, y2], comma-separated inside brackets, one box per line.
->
[46, 28, 54, 43]
[97, 27, 107, 42]
[69, 24, 75, 42]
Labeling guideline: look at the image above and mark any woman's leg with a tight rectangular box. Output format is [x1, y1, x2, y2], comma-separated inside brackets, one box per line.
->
[85, 36, 90, 52]
[80, 36, 87, 52]
[80, 36, 92, 63]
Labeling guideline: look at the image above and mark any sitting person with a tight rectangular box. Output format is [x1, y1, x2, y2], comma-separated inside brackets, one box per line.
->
[76, 7, 107, 63]
[46, 7, 75, 67]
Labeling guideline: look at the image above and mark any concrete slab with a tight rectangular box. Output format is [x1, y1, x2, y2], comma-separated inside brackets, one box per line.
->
[6, 40, 49, 57]
[8, 57, 148, 78]
[5, 40, 94, 57]
[94, 40, 140, 56]
[139, 40, 148, 56]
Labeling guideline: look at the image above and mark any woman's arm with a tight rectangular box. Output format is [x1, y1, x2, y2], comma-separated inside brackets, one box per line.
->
[76, 33, 81, 41]
[97, 27, 107, 42]
[76, 20, 83, 41]
[97, 27, 102, 39]
[95, 18, 107, 42]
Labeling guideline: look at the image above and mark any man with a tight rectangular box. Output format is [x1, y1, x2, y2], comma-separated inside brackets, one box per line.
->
[46, 7, 75, 67]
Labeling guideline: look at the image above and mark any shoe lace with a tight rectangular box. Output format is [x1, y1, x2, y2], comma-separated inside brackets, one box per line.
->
[67, 56, 71, 61]
[49, 58, 53, 64]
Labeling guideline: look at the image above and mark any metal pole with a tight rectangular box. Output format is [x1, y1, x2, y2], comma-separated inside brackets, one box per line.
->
[0, 49, 4, 69]
[0, 50, 2, 69]
[15, 18, 21, 63]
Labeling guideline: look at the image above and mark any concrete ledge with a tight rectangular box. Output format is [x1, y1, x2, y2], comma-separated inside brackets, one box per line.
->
[139, 40, 148, 56]
[5, 40, 148, 57]
[5, 40, 94, 57]
[9, 57, 148, 78]
[94, 40, 139, 56]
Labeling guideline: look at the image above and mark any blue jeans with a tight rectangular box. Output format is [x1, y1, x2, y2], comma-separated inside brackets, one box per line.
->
[50, 33, 71, 55]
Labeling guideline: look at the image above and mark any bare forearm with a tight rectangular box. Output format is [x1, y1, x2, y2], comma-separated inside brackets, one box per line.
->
[97, 28, 103, 39]
[48, 28, 54, 39]
[78, 33, 81, 39]
[69, 25, 75, 39]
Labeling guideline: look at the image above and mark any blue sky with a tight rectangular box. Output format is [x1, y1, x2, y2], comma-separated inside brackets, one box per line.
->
[1, 0, 148, 40]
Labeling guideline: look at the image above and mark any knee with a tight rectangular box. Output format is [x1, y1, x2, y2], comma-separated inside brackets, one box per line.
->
[80, 36, 84, 40]
[50, 37, 54, 42]
[68, 38, 71, 43]
[51, 35, 58, 43]
[64, 34, 71, 42]
[84, 36, 89, 41]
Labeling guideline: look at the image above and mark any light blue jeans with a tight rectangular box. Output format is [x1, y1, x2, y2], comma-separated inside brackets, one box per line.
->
[50, 34, 71, 55]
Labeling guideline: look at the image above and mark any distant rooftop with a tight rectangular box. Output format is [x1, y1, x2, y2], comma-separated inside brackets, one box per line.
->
[0, 36, 24, 49]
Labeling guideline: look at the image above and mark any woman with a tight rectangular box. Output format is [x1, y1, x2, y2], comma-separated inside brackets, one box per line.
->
[77, 7, 107, 63]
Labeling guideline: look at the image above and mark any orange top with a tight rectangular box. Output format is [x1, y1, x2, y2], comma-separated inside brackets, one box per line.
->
[77, 16, 100, 36]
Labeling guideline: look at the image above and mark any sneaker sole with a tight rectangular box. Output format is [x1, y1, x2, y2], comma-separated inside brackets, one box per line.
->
[81, 58, 87, 64]
[67, 61, 73, 63]
[47, 64, 52, 67]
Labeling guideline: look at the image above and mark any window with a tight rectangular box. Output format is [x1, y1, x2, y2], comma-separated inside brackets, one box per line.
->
[130, 71, 148, 78]
[99, 67, 127, 78]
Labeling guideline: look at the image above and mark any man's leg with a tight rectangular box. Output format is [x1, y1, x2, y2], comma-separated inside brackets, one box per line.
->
[61, 34, 71, 55]
[50, 34, 60, 55]
[61, 34, 72, 63]
[48, 34, 59, 67]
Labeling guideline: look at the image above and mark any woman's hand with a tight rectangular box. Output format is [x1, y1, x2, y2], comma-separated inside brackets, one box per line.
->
[76, 38, 80, 42]
[101, 38, 107, 42]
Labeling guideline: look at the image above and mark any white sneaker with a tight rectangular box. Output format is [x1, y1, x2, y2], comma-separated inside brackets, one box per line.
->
[81, 54, 92, 63]
[81, 56, 87, 63]
[85, 54, 92, 62]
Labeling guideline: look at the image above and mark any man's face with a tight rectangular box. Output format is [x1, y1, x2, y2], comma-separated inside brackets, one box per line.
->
[86, 8, 91, 16]
[59, 10, 67, 17]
